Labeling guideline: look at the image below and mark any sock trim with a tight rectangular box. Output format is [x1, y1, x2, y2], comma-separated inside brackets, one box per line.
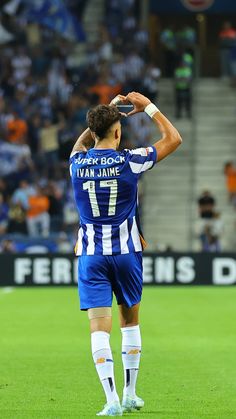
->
[121, 325, 140, 333]
[91, 331, 110, 338]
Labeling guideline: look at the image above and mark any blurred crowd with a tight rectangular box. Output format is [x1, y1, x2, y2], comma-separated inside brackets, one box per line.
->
[0, 0, 160, 253]
[0, 1, 234, 254]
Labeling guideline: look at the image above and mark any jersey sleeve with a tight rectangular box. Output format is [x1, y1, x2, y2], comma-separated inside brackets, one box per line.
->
[69, 150, 83, 177]
[127, 146, 157, 175]
[69, 150, 83, 161]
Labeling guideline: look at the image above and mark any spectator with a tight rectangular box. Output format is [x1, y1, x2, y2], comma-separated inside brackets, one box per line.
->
[45, 181, 63, 232]
[0, 178, 8, 201]
[230, 43, 236, 86]
[174, 59, 192, 119]
[97, 27, 113, 62]
[7, 202, 27, 235]
[68, 95, 89, 130]
[6, 110, 28, 144]
[219, 21, 236, 78]
[31, 46, 49, 76]
[111, 54, 127, 85]
[27, 113, 41, 161]
[39, 119, 59, 176]
[11, 46, 32, 82]
[134, 24, 149, 49]
[89, 74, 121, 105]
[0, 192, 9, 234]
[142, 64, 161, 102]
[160, 27, 177, 77]
[0, 73, 15, 99]
[0, 239, 16, 253]
[196, 195, 223, 252]
[176, 25, 196, 55]
[198, 190, 216, 219]
[224, 162, 236, 207]
[122, 10, 137, 37]
[182, 51, 194, 71]
[200, 225, 221, 252]
[37, 88, 54, 121]
[11, 180, 35, 209]
[27, 185, 50, 237]
[105, 0, 124, 37]
[57, 117, 75, 162]
[47, 64, 72, 105]
[125, 51, 145, 91]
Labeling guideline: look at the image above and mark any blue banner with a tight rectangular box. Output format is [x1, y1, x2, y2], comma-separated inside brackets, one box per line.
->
[23, 0, 85, 41]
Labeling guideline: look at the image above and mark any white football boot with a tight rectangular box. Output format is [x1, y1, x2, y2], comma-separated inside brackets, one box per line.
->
[122, 395, 144, 412]
[96, 400, 123, 416]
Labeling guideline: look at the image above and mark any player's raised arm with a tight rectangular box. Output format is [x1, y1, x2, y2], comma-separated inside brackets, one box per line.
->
[70, 127, 94, 155]
[71, 95, 127, 156]
[71, 95, 126, 156]
[126, 92, 182, 162]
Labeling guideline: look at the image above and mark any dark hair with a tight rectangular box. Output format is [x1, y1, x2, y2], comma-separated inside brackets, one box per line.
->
[86, 104, 120, 139]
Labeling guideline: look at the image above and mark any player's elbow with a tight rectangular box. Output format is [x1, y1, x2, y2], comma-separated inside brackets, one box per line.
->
[171, 131, 182, 149]
[176, 132, 182, 146]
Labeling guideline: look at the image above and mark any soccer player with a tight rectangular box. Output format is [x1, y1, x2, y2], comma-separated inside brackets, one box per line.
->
[70, 92, 182, 416]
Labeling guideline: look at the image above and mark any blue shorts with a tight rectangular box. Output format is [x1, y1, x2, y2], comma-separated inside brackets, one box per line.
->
[78, 252, 143, 310]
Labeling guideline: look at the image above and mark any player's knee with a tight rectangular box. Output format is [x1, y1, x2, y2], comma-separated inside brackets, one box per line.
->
[88, 307, 112, 320]
[88, 307, 112, 333]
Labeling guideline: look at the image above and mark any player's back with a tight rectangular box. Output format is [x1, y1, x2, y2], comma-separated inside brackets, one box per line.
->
[70, 146, 156, 256]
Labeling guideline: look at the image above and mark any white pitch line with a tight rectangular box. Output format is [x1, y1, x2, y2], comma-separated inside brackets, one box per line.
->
[1, 287, 15, 294]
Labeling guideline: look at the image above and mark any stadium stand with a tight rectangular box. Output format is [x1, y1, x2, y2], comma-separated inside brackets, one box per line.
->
[142, 79, 193, 251]
[143, 78, 236, 251]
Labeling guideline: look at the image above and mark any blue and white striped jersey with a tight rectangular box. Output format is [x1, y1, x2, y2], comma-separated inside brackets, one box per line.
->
[70, 146, 157, 256]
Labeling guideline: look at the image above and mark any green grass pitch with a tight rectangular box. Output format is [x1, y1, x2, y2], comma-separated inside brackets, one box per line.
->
[1, 286, 236, 419]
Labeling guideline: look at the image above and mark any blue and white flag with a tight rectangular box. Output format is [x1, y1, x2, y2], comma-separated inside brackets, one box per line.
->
[23, 0, 85, 42]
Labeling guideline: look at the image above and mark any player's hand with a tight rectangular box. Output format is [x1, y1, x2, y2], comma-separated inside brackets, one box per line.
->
[125, 92, 151, 116]
[109, 94, 127, 106]
[109, 94, 130, 117]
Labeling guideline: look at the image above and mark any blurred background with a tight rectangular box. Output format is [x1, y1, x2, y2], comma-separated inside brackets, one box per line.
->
[0, 0, 235, 256]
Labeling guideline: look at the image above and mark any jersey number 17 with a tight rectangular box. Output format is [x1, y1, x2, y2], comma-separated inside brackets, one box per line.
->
[83, 180, 118, 217]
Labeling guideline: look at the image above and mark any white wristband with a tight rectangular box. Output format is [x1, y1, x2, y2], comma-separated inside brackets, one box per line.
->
[144, 103, 159, 118]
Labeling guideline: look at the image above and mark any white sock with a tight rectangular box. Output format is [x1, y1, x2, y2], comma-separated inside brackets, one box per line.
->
[121, 325, 141, 397]
[91, 331, 119, 404]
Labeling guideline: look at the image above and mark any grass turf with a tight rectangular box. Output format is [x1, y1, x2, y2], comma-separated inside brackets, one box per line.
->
[0, 286, 236, 419]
